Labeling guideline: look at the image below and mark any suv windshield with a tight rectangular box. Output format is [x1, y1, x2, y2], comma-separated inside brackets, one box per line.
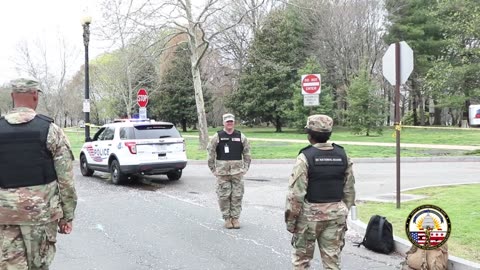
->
[120, 124, 181, 140]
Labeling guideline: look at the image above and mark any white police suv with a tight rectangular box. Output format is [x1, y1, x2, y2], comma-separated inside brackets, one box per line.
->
[79, 119, 187, 184]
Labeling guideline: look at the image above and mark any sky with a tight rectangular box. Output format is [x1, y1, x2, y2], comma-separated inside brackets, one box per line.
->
[0, 0, 102, 85]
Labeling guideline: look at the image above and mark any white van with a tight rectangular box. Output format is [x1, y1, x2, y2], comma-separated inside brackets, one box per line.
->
[469, 104, 480, 127]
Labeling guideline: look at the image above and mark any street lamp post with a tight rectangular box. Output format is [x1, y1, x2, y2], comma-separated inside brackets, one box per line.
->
[82, 16, 92, 142]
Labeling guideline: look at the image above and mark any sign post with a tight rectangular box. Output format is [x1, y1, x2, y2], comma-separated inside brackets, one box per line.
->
[382, 41, 414, 209]
[301, 74, 321, 108]
[137, 88, 148, 120]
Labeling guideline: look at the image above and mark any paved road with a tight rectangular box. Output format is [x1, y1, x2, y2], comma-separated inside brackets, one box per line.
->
[51, 159, 479, 269]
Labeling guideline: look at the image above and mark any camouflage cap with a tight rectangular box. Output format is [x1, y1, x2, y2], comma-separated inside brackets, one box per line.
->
[305, 114, 333, 132]
[9, 78, 42, 93]
[223, 113, 235, 123]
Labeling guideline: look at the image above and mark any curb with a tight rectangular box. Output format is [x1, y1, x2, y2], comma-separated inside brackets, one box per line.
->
[347, 214, 480, 270]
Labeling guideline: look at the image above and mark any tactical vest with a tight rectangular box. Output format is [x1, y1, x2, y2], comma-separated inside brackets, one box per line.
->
[216, 130, 243, 160]
[0, 114, 58, 188]
[301, 144, 347, 203]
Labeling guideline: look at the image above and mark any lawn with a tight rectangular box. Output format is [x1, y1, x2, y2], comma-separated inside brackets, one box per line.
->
[356, 184, 480, 263]
[64, 126, 480, 160]
[184, 137, 469, 160]
[182, 126, 480, 145]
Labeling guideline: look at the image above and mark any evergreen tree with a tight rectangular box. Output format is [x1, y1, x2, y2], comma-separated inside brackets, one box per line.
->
[150, 45, 211, 132]
[226, 7, 308, 132]
[426, 0, 480, 123]
[384, 0, 447, 125]
[346, 67, 386, 136]
[287, 57, 334, 131]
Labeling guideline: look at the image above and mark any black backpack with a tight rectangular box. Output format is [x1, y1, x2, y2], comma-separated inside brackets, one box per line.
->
[355, 215, 394, 254]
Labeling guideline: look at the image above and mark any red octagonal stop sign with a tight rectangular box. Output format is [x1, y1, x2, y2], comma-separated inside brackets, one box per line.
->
[301, 74, 321, 95]
[137, 88, 148, 107]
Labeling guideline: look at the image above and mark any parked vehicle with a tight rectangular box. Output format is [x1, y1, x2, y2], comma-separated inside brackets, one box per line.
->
[79, 119, 187, 184]
[469, 105, 480, 127]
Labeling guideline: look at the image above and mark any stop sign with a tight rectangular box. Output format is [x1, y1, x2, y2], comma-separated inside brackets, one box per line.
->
[301, 74, 321, 95]
[137, 88, 148, 108]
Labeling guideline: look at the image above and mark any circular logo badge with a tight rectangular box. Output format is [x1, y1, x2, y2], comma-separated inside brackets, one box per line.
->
[405, 204, 451, 250]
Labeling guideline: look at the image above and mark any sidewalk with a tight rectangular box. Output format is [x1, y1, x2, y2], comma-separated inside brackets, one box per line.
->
[183, 135, 480, 151]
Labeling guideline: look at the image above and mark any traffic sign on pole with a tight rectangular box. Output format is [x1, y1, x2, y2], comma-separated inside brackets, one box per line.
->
[382, 41, 414, 86]
[301, 74, 321, 95]
[382, 41, 414, 209]
[137, 88, 149, 108]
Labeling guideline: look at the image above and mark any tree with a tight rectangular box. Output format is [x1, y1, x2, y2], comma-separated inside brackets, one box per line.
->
[206, 0, 278, 125]
[14, 37, 79, 127]
[296, 0, 386, 125]
[384, 0, 448, 125]
[150, 44, 211, 132]
[130, 0, 266, 149]
[346, 67, 386, 136]
[227, 7, 307, 132]
[425, 0, 480, 125]
[97, 0, 164, 119]
[0, 84, 12, 115]
[286, 57, 334, 131]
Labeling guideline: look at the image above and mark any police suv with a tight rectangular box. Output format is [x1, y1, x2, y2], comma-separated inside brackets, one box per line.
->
[79, 119, 187, 184]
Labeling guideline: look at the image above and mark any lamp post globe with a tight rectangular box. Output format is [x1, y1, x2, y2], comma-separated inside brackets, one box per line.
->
[82, 16, 91, 142]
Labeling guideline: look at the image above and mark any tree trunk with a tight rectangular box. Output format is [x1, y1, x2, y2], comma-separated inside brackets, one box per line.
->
[412, 95, 418, 126]
[275, 116, 282, 132]
[433, 99, 442, 125]
[411, 79, 419, 126]
[181, 118, 187, 132]
[464, 99, 471, 125]
[185, 0, 209, 150]
[419, 96, 426, 126]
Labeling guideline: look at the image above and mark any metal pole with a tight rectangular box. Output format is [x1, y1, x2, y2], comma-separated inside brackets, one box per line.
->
[83, 21, 91, 142]
[395, 42, 401, 209]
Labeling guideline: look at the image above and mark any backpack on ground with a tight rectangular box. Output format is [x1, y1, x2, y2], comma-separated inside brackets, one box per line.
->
[400, 243, 449, 270]
[355, 215, 394, 254]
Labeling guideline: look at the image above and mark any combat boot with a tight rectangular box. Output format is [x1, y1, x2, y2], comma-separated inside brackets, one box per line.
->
[231, 218, 240, 229]
[224, 218, 233, 229]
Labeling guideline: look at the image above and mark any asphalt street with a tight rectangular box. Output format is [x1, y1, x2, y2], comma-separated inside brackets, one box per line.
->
[51, 159, 480, 270]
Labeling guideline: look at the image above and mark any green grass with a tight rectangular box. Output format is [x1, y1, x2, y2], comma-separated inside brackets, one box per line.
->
[182, 126, 480, 145]
[184, 137, 470, 160]
[357, 184, 480, 263]
[64, 126, 479, 159]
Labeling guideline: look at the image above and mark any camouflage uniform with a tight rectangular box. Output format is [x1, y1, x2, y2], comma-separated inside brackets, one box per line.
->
[207, 115, 251, 225]
[285, 115, 356, 270]
[0, 79, 77, 270]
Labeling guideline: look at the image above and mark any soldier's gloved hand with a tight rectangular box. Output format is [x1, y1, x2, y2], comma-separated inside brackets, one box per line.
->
[58, 219, 73, 234]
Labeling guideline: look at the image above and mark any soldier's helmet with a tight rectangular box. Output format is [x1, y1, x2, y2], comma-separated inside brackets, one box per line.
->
[223, 113, 235, 123]
[10, 78, 42, 93]
[305, 114, 333, 133]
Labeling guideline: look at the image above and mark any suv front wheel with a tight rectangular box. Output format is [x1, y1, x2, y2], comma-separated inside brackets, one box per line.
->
[167, 169, 182, 181]
[110, 159, 128, 185]
[80, 154, 94, 176]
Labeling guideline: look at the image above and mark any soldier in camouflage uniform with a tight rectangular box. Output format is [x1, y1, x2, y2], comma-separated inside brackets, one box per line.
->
[0, 78, 77, 270]
[285, 115, 355, 270]
[207, 113, 251, 229]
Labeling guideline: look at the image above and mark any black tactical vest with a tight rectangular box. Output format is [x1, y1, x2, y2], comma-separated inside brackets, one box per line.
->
[216, 130, 243, 160]
[301, 144, 348, 203]
[0, 114, 58, 188]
